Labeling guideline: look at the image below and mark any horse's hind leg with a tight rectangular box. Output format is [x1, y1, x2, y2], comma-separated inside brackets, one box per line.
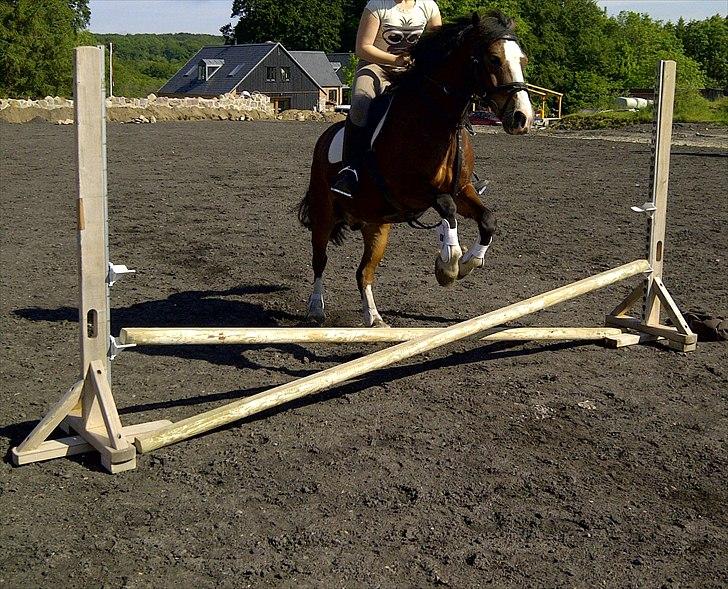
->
[433, 194, 463, 287]
[357, 222, 391, 327]
[454, 184, 496, 279]
[307, 220, 332, 323]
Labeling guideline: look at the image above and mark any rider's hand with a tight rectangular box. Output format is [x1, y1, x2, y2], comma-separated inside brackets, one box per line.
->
[394, 53, 412, 68]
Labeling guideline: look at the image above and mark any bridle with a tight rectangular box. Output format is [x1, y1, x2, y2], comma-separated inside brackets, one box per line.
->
[418, 31, 529, 120]
[470, 33, 529, 118]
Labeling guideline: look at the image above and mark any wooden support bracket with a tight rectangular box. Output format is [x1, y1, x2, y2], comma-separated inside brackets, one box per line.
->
[12, 359, 172, 472]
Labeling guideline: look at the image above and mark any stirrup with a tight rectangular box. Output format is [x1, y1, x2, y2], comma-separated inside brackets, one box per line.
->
[331, 166, 359, 198]
[473, 178, 489, 196]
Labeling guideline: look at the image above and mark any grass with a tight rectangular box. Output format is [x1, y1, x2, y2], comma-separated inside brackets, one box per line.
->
[554, 92, 728, 130]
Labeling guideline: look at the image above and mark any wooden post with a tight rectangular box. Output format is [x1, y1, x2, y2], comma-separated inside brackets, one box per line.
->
[11, 47, 172, 473]
[605, 60, 696, 352]
[135, 259, 650, 453]
[75, 45, 112, 428]
[644, 59, 676, 325]
[120, 326, 625, 346]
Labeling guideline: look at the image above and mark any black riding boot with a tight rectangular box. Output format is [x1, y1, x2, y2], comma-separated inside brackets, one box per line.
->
[331, 119, 368, 198]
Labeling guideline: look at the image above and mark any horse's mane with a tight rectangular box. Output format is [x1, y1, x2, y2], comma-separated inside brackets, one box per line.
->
[387, 10, 516, 90]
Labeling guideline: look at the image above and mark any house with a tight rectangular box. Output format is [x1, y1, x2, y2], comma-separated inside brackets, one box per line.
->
[290, 51, 345, 109]
[158, 42, 344, 112]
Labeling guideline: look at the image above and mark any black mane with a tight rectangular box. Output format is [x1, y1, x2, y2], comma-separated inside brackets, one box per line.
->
[387, 10, 516, 89]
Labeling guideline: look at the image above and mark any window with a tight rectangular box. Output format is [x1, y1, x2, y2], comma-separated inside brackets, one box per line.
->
[266, 67, 276, 82]
[197, 59, 224, 81]
[280, 67, 291, 82]
[328, 89, 338, 102]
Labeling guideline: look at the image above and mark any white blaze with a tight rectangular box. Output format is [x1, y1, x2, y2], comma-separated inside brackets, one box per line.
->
[503, 40, 534, 123]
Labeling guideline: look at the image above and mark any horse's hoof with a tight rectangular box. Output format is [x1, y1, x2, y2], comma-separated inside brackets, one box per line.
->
[363, 310, 389, 328]
[307, 295, 325, 324]
[457, 255, 484, 279]
[434, 248, 461, 287]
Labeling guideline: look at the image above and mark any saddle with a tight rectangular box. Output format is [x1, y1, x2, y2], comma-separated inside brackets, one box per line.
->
[327, 94, 394, 164]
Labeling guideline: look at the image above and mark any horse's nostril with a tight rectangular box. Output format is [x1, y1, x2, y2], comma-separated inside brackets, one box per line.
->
[513, 111, 527, 128]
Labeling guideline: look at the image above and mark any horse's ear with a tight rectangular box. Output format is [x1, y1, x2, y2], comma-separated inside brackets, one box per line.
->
[507, 17, 516, 30]
[471, 11, 481, 26]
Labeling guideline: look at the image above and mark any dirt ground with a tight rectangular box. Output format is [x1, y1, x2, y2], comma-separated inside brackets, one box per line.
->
[1, 120, 726, 588]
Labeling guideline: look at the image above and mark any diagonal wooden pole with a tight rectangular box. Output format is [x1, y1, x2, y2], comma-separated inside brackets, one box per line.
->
[135, 259, 650, 453]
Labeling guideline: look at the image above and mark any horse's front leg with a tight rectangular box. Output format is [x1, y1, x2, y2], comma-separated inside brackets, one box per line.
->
[454, 183, 496, 279]
[357, 222, 392, 327]
[433, 194, 463, 287]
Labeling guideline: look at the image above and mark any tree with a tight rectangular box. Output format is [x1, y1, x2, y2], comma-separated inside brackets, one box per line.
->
[231, 0, 344, 52]
[612, 12, 705, 90]
[68, 0, 90, 32]
[340, 0, 367, 52]
[0, 0, 81, 98]
[674, 15, 728, 87]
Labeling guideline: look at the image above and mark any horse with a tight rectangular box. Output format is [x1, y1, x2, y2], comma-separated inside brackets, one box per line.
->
[298, 10, 534, 327]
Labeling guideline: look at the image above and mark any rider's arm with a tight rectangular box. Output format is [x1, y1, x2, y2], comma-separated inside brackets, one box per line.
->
[355, 10, 410, 68]
[427, 6, 442, 29]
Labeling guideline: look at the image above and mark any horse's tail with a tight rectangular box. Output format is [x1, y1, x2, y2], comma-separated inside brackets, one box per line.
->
[297, 190, 312, 229]
[297, 190, 349, 245]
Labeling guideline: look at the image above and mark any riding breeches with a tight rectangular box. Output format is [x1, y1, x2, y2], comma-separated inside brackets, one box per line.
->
[349, 63, 391, 128]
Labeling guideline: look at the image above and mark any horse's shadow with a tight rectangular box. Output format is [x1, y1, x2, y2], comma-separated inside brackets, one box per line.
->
[13, 283, 367, 376]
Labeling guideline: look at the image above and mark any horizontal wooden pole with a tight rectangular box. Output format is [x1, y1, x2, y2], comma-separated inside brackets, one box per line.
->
[134, 259, 651, 454]
[120, 326, 625, 345]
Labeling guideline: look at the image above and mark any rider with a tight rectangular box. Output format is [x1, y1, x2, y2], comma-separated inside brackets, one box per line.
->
[332, 0, 489, 199]
[331, 0, 442, 198]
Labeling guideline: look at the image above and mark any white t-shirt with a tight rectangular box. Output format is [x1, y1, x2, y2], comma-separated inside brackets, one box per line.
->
[365, 0, 440, 56]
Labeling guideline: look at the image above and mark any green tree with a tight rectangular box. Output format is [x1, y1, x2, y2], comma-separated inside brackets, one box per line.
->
[674, 15, 728, 87]
[231, 0, 344, 52]
[93, 33, 223, 97]
[0, 0, 82, 98]
[612, 12, 705, 90]
[340, 0, 367, 52]
[68, 0, 90, 32]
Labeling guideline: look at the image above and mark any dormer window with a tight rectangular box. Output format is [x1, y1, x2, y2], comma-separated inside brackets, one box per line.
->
[198, 59, 225, 81]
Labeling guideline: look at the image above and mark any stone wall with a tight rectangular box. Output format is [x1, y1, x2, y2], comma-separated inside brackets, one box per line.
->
[0, 92, 294, 124]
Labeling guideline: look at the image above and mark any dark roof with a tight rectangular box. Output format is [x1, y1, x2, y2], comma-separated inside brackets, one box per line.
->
[290, 51, 343, 88]
[158, 43, 278, 97]
[327, 52, 356, 85]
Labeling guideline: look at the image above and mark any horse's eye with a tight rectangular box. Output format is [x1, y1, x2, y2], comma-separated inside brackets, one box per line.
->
[489, 55, 501, 67]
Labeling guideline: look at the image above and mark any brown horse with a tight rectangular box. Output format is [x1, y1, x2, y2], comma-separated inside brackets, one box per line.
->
[298, 11, 533, 326]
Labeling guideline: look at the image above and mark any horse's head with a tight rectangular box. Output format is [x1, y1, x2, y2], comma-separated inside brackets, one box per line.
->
[392, 10, 534, 134]
[466, 11, 533, 135]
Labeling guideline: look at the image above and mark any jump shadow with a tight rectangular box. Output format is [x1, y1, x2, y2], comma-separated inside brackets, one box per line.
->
[1, 338, 587, 453]
[115, 339, 587, 417]
[672, 151, 728, 158]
